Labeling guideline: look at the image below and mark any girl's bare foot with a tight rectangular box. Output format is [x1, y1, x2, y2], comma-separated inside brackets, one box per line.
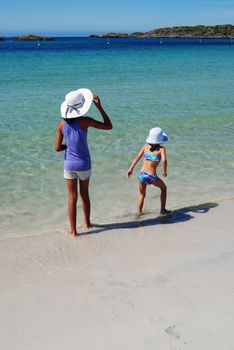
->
[160, 209, 172, 216]
[68, 230, 78, 237]
[83, 223, 92, 230]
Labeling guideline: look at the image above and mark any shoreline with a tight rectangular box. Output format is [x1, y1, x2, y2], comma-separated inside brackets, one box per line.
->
[0, 195, 233, 242]
[1, 197, 234, 349]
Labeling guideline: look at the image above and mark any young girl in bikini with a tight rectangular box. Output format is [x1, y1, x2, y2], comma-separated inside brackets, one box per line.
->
[127, 127, 171, 215]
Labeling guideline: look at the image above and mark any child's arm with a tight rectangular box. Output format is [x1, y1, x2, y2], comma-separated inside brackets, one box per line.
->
[55, 121, 67, 152]
[127, 146, 145, 178]
[81, 95, 112, 130]
[161, 147, 167, 177]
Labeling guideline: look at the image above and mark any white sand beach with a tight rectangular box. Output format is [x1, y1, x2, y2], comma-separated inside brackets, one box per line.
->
[0, 198, 234, 350]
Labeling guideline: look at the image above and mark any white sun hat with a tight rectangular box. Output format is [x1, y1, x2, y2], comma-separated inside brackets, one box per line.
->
[146, 127, 168, 144]
[61, 88, 93, 119]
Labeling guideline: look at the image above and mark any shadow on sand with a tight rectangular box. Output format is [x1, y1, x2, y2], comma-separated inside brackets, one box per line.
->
[79, 202, 218, 236]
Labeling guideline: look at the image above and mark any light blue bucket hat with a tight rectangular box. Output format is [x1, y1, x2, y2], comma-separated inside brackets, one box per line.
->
[146, 127, 168, 144]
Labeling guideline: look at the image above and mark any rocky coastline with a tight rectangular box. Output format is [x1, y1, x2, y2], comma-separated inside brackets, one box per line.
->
[14, 34, 54, 41]
[90, 24, 234, 39]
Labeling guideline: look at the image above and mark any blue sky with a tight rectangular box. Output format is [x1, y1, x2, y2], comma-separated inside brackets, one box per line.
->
[1, 0, 234, 36]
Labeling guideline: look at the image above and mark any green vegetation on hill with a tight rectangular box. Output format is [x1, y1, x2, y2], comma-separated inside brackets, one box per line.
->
[90, 24, 234, 38]
[15, 34, 54, 41]
[144, 24, 234, 38]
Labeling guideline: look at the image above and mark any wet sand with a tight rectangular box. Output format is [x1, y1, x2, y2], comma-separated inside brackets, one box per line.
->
[0, 198, 234, 349]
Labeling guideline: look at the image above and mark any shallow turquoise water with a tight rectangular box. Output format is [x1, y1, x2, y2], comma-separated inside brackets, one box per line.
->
[0, 38, 234, 238]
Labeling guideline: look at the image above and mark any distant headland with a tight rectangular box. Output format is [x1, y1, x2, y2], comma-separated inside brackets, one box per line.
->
[90, 24, 234, 38]
[0, 35, 55, 41]
[14, 34, 55, 41]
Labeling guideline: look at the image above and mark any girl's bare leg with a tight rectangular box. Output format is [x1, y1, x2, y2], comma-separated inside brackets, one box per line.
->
[152, 178, 171, 214]
[79, 178, 91, 229]
[66, 179, 78, 236]
[137, 182, 147, 214]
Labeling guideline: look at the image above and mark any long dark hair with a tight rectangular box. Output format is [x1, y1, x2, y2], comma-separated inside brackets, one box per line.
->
[148, 144, 161, 152]
[63, 118, 77, 125]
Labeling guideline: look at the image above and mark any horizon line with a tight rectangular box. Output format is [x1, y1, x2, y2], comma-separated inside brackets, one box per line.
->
[1, 23, 233, 37]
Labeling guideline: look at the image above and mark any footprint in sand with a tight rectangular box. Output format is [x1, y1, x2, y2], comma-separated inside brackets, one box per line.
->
[165, 324, 181, 339]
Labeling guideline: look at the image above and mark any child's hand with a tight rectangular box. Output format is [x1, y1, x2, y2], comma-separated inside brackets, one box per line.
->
[127, 169, 133, 178]
[93, 95, 101, 107]
[162, 171, 167, 177]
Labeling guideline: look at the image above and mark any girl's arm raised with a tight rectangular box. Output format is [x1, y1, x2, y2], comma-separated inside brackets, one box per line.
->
[80, 95, 112, 131]
[127, 146, 145, 178]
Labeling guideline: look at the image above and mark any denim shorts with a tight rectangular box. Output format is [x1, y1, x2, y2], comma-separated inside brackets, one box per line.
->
[64, 169, 91, 180]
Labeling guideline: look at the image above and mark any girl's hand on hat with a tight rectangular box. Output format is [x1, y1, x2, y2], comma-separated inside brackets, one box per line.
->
[93, 95, 101, 107]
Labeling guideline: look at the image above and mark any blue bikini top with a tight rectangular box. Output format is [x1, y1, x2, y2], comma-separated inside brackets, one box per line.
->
[144, 153, 161, 162]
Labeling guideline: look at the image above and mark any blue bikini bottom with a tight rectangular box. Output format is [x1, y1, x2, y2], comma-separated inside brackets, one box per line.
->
[138, 171, 158, 185]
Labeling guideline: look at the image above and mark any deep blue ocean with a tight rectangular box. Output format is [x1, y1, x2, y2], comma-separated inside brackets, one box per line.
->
[0, 37, 234, 238]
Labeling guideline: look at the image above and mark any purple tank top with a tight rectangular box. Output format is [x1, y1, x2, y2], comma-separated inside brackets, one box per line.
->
[62, 119, 91, 171]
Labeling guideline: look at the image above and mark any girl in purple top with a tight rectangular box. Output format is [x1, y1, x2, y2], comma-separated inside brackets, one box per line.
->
[55, 88, 112, 236]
